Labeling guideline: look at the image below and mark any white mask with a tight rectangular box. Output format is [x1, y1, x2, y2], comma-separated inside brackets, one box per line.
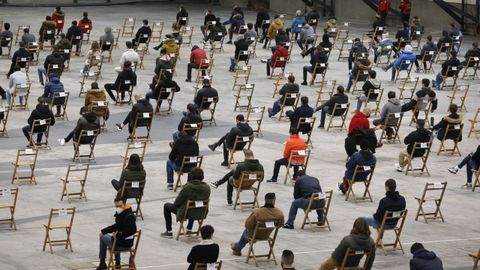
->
[115, 207, 124, 214]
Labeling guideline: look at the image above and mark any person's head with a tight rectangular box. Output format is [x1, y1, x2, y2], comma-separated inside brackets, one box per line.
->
[287, 75, 295, 83]
[359, 140, 370, 151]
[172, 23, 180, 31]
[83, 11, 88, 18]
[126, 41, 133, 49]
[202, 78, 210, 87]
[24, 28, 30, 34]
[91, 41, 100, 51]
[281, 250, 295, 268]
[473, 42, 479, 48]
[200, 225, 214, 240]
[442, 30, 449, 37]
[236, 114, 245, 123]
[91, 82, 99, 89]
[289, 128, 299, 135]
[354, 37, 360, 43]
[72, 20, 78, 26]
[165, 34, 174, 39]
[4, 23, 10, 31]
[114, 196, 126, 209]
[368, 70, 377, 79]
[295, 10, 302, 16]
[421, 78, 430, 87]
[363, 107, 371, 118]
[160, 48, 167, 56]
[60, 33, 66, 39]
[124, 60, 132, 69]
[301, 96, 309, 105]
[19, 41, 25, 48]
[79, 106, 88, 115]
[190, 167, 204, 181]
[143, 19, 149, 26]
[385, 178, 397, 192]
[55, 6, 61, 12]
[449, 103, 458, 114]
[416, 118, 425, 129]
[350, 217, 371, 237]
[134, 94, 143, 102]
[411, 243, 424, 254]
[243, 149, 254, 160]
[38, 97, 47, 105]
[427, 35, 432, 42]
[264, 192, 276, 206]
[296, 170, 306, 178]
[337, 85, 345, 94]
[46, 16, 52, 21]
[403, 22, 409, 28]
[450, 50, 457, 58]
[215, 17, 221, 23]
[247, 22, 253, 30]
[387, 91, 396, 99]
[12, 65, 21, 73]
[274, 14, 280, 19]
[126, 153, 143, 170]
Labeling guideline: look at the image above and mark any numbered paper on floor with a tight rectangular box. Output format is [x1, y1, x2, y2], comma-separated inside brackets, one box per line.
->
[195, 201, 204, 207]
[131, 181, 140, 188]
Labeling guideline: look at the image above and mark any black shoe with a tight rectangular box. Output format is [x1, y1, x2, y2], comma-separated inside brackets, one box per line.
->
[208, 143, 218, 151]
[169, 142, 174, 148]
[115, 123, 123, 130]
[209, 182, 219, 189]
[267, 108, 273, 118]
[318, 125, 324, 129]
[301, 81, 308, 86]
[96, 262, 107, 270]
[266, 178, 277, 183]
[221, 161, 228, 167]
[226, 41, 232, 44]
[185, 78, 191, 82]
[160, 231, 173, 238]
[283, 223, 294, 229]
[227, 201, 233, 206]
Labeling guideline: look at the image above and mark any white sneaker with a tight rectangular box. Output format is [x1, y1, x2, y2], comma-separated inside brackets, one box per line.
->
[448, 166, 458, 174]
[462, 183, 472, 188]
[395, 163, 403, 172]
[57, 138, 65, 146]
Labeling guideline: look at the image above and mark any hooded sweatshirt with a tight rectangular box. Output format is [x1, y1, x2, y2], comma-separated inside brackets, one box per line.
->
[380, 98, 401, 123]
[331, 234, 376, 269]
[169, 134, 200, 167]
[28, 103, 56, 131]
[268, 18, 284, 39]
[101, 205, 136, 248]
[74, 112, 100, 142]
[433, 113, 463, 141]
[291, 16, 306, 33]
[410, 248, 443, 270]
[300, 24, 315, 41]
[373, 190, 406, 224]
[345, 150, 376, 180]
[190, 45, 208, 67]
[43, 75, 64, 99]
[226, 122, 253, 149]
[100, 27, 114, 44]
[161, 38, 179, 55]
[349, 112, 370, 134]
[393, 49, 416, 68]
[85, 88, 109, 119]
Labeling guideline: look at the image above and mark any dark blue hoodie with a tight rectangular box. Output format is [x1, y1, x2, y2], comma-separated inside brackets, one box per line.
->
[410, 248, 443, 270]
[43, 75, 64, 99]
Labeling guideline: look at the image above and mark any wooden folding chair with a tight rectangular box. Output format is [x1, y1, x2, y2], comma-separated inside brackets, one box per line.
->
[297, 117, 316, 147]
[375, 209, 408, 255]
[309, 63, 328, 86]
[301, 190, 332, 232]
[89, 101, 109, 130]
[409, 97, 433, 127]
[234, 83, 255, 112]
[334, 22, 350, 46]
[405, 141, 432, 177]
[174, 156, 203, 192]
[232, 65, 251, 92]
[120, 179, 146, 220]
[269, 57, 287, 80]
[14, 25, 29, 46]
[0, 105, 10, 137]
[278, 93, 300, 121]
[0, 187, 18, 230]
[42, 207, 76, 254]
[50, 91, 69, 120]
[121, 141, 147, 169]
[11, 148, 38, 184]
[235, 50, 251, 68]
[46, 63, 64, 82]
[435, 42, 451, 63]
[112, 28, 121, 49]
[100, 40, 114, 63]
[176, 200, 209, 241]
[246, 106, 265, 137]
[339, 248, 373, 270]
[447, 85, 469, 112]
[208, 32, 225, 52]
[121, 18, 136, 37]
[29, 119, 51, 149]
[227, 135, 254, 168]
[107, 230, 141, 270]
[437, 123, 463, 156]
[338, 39, 353, 61]
[469, 249, 480, 270]
[315, 80, 336, 107]
[60, 163, 90, 202]
[468, 108, 480, 138]
[199, 96, 218, 126]
[440, 66, 459, 90]
[379, 112, 403, 144]
[14, 56, 31, 79]
[61, 48, 72, 72]
[27, 42, 40, 65]
[151, 21, 164, 42]
[182, 122, 203, 142]
[10, 82, 31, 110]
[232, 171, 263, 211]
[271, 75, 285, 98]
[326, 103, 350, 132]
[410, 30, 423, 51]
[284, 149, 311, 185]
[193, 74, 213, 96]
[0, 35, 13, 58]
[115, 81, 134, 105]
[473, 170, 480, 192]
[462, 57, 480, 79]
[154, 87, 176, 115]
[246, 220, 281, 266]
[418, 51, 436, 73]
[249, 37, 258, 58]
[345, 165, 374, 203]
[130, 112, 153, 143]
[376, 45, 393, 66]
[364, 88, 383, 116]
[40, 29, 55, 50]
[394, 60, 413, 82]
[177, 17, 189, 28]
[351, 70, 369, 94]
[194, 261, 223, 270]
[415, 182, 447, 223]
[397, 76, 419, 101]
[72, 129, 99, 162]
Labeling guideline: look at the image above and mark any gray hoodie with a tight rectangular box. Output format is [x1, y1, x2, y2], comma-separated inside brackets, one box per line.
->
[300, 24, 315, 41]
[380, 98, 401, 123]
[100, 27, 114, 43]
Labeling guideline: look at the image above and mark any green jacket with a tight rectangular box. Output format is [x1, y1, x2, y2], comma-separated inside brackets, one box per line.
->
[232, 159, 264, 188]
[117, 165, 146, 198]
[174, 180, 210, 221]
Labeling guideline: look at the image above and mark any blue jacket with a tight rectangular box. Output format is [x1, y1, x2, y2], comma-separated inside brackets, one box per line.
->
[291, 16, 306, 33]
[11, 47, 31, 64]
[345, 150, 376, 180]
[286, 104, 314, 133]
[43, 75, 65, 99]
[293, 175, 322, 199]
[410, 248, 443, 270]
[393, 51, 416, 68]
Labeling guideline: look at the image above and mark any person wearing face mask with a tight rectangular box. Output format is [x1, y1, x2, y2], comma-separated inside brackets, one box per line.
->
[96, 197, 137, 270]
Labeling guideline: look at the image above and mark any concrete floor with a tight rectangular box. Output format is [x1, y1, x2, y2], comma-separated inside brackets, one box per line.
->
[0, 3, 479, 270]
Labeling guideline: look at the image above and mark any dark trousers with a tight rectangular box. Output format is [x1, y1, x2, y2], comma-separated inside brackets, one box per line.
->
[111, 179, 122, 190]
[271, 158, 298, 180]
[22, 125, 42, 144]
[105, 83, 122, 101]
[122, 113, 134, 134]
[163, 203, 194, 232]
[217, 170, 235, 203]
[187, 62, 199, 80]
[215, 134, 230, 163]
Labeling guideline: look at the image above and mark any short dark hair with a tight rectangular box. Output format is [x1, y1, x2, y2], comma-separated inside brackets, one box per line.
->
[368, 70, 376, 79]
[126, 41, 133, 49]
[421, 78, 430, 87]
[360, 140, 370, 151]
[473, 42, 479, 48]
[124, 60, 132, 68]
[24, 28, 30, 33]
[427, 35, 432, 41]
[287, 75, 295, 83]
[337, 85, 345, 94]
[289, 128, 299, 135]
[236, 114, 245, 122]
[387, 91, 396, 99]
[4, 23, 10, 30]
[410, 242, 424, 254]
[281, 250, 294, 265]
[190, 167, 204, 181]
[114, 196, 127, 203]
[296, 170, 306, 177]
[143, 19, 149, 25]
[72, 20, 78, 26]
[13, 65, 21, 72]
[46, 16, 52, 20]
[160, 48, 167, 55]
[91, 82, 99, 89]
[385, 178, 397, 192]
[301, 96, 309, 105]
[247, 23, 253, 29]
[200, 225, 214, 239]
[450, 50, 457, 58]
[417, 119, 425, 128]
[449, 103, 458, 113]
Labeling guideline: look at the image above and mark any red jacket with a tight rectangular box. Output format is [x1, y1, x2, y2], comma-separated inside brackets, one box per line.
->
[78, 19, 93, 33]
[348, 112, 370, 134]
[399, 1, 412, 15]
[51, 13, 65, 29]
[190, 47, 209, 68]
[271, 47, 288, 68]
[283, 134, 307, 165]
[378, 0, 391, 13]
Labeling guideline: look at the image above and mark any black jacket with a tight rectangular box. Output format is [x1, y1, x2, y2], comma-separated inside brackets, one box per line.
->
[128, 99, 153, 125]
[293, 175, 322, 199]
[66, 25, 83, 44]
[114, 68, 137, 91]
[187, 241, 220, 270]
[404, 128, 431, 156]
[153, 78, 180, 100]
[204, 14, 217, 26]
[275, 32, 289, 45]
[226, 122, 253, 149]
[74, 112, 100, 143]
[195, 86, 218, 109]
[441, 57, 461, 75]
[135, 26, 152, 41]
[349, 41, 367, 60]
[373, 191, 406, 225]
[311, 51, 328, 71]
[28, 104, 55, 132]
[43, 51, 64, 71]
[255, 11, 270, 27]
[178, 113, 202, 136]
[410, 248, 444, 270]
[169, 135, 199, 167]
[101, 207, 137, 248]
[433, 113, 463, 141]
[318, 93, 349, 114]
[287, 104, 314, 133]
[234, 39, 249, 59]
[402, 87, 438, 112]
[362, 79, 381, 98]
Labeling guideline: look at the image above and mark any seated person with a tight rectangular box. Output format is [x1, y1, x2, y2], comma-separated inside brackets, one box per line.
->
[81, 41, 101, 73]
[194, 79, 218, 110]
[187, 45, 208, 82]
[111, 154, 146, 196]
[96, 197, 136, 270]
[364, 179, 406, 228]
[414, 35, 437, 72]
[244, 23, 257, 45]
[448, 145, 480, 188]
[172, 103, 202, 142]
[51, 7, 65, 35]
[267, 128, 307, 183]
[230, 193, 284, 256]
[7, 65, 27, 106]
[283, 171, 325, 229]
[301, 45, 328, 85]
[209, 149, 264, 205]
[56, 33, 72, 64]
[153, 48, 173, 83]
[395, 119, 431, 172]
[158, 34, 179, 55]
[297, 24, 315, 51]
[382, 44, 416, 81]
[78, 12, 93, 34]
[161, 168, 210, 237]
[21, 28, 36, 51]
[286, 96, 314, 134]
[131, 19, 151, 48]
[22, 97, 56, 147]
[146, 71, 180, 106]
[115, 95, 153, 137]
[392, 22, 411, 56]
[338, 141, 376, 194]
[187, 225, 219, 270]
[324, 17, 337, 33]
[432, 103, 463, 141]
[271, 29, 289, 53]
[204, 17, 227, 43]
[356, 70, 380, 112]
[373, 33, 393, 64]
[85, 82, 110, 121]
[409, 242, 444, 270]
[305, 8, 319, 32]
[346, 58, 372, 91]
[281, 250, 296, 270]
[345, 108, 378, 157]
[262, 42, 288, 77]
[436, 30, 453, 53]
[115, 41, 139, 73]
[226, 11, 245, 44]
[105, 61, 137, 101]
[401, 79, 437, 119]
[433, 50, 461, 90]
[229, 35, 249, 72]
[263, 14, 284, 49]
[319, 218, 375, 270]
[461, 42, 480, 67]
[372, 91, 401, 139]
[268, 75, 300, 117]
[7, 42, 31, 77]
[37, 45, 64, 86]
[58, 106, 99, 146]
[200, 9, 216, 37]
[410, 16, 424, 41]
[99, 27, 114, 48]
[0, 22, 13, 56]
[39, 16, 56, 46]
[348, 38, 367, 70]
[66, 21, 83, 55]
[166, 131, 199, 190]
[208, 114, 253, 166]
[315, 85, 348, 129]
[288, 10, 305, 41]
[42, 73, 65, 117]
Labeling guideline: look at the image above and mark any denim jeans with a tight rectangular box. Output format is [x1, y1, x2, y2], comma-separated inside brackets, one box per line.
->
[229, 57, 237, 71]
[458, 152, 480, 183]
[234, 229, 250, 252]
[356, 94, 366, 112]
[99, 234, 120, 261]
[286, 197, 325, 225]
[37, 66, 46, 85]
[271, 99, 282, 116]
[166, 160, 180, 184]
[346, 72, 354, 91]
[172, 130, 179, 142]
[22, 125, 42, 144]
[145, 91, 155, 102]
[319, 106, 330, 127]
[435, 72, 443, 90]
[303, 65, 313, 82]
